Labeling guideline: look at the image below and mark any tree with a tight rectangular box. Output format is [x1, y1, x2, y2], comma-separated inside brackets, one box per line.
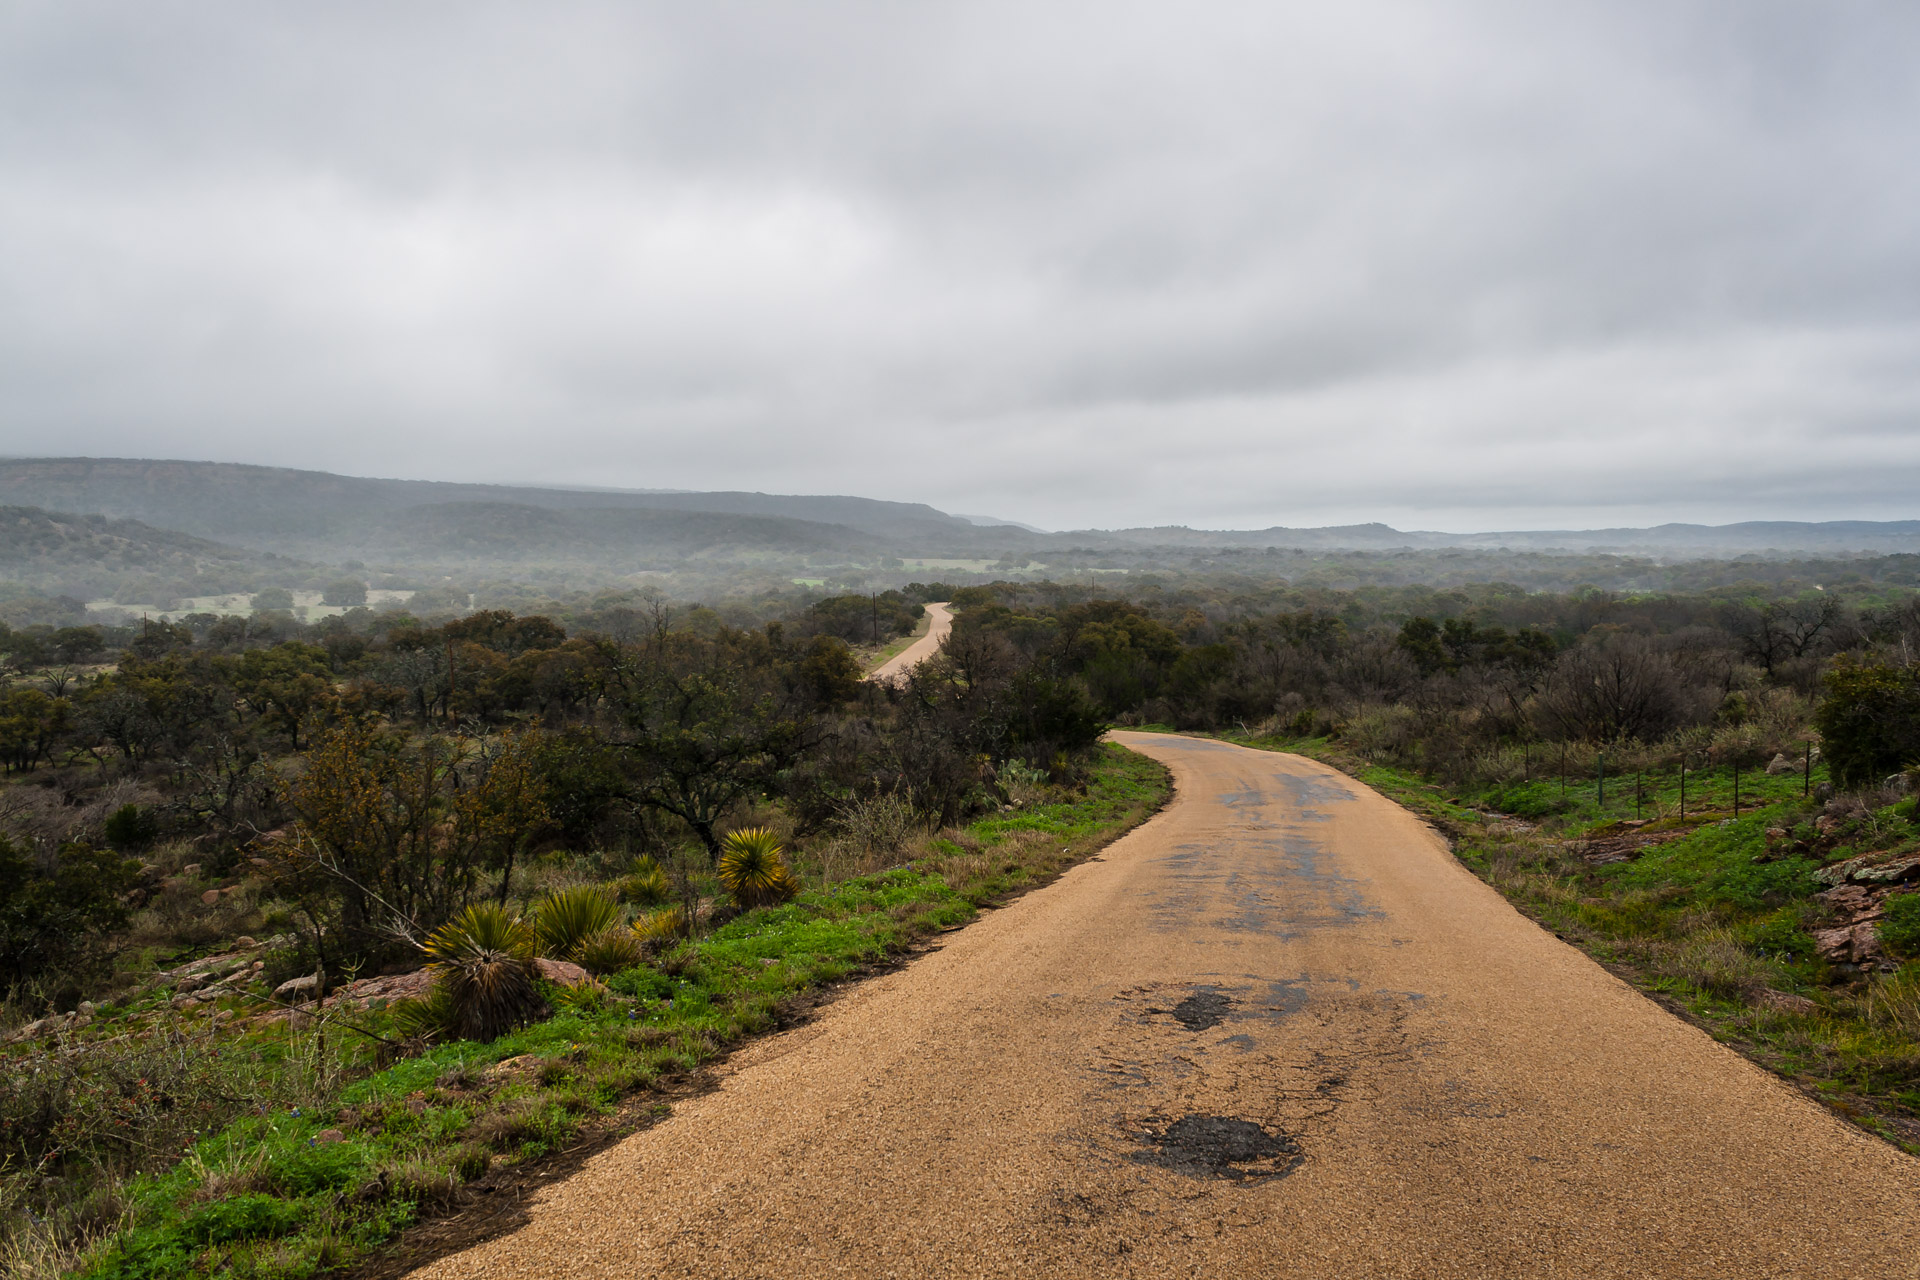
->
[607, 628, 809, 862]
[1815, 657, 1920, 788]
[279, 723, 550, 960]
[321, 580, 369, 607]
[0, 837, 139, 992]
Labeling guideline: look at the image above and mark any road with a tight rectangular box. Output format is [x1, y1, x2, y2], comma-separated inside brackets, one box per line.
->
[867, 600, 952, 685]
[414, 733, 1920, 1278]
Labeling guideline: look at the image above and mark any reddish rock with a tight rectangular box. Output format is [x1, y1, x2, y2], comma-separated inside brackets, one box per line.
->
[535, 957, 594, 987]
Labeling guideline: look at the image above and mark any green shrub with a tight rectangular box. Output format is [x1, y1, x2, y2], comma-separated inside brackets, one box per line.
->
[574, 925, 644, 975]
[718, 828, 796, 910]
[423, 903, 547, 1042]
[614, 856, 672, 907]
[1741, 905, 1817, 961]
[1816, 657, 1920, 788]
[1881, 893, 1920, 959]
[266, 1139, 369, 1195]
[532, 885, 620, 959]
[182, 1193, 304, 1244]
[102, 804, 157, 851]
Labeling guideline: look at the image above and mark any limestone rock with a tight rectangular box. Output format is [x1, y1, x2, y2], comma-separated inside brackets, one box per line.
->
[535, 957, 594, 988]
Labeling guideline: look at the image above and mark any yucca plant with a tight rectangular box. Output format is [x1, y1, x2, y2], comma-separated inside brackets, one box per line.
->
[615, 856, 672, 907]
[389, 985, 460, 1044]
[574, 924, 644, 975]
[532, 884, 621, 959]
[423, 902, 547, 1042]
[718, 827, 798, 910]
[632, 904, 689, 950]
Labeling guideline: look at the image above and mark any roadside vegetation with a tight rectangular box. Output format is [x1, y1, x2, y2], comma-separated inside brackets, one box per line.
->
[0, 589, 1164, 1278]
[914, 575, 1920, 1151]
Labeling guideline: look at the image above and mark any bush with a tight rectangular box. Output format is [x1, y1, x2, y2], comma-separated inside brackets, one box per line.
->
[102, 805, 157, 852]
[1817, 657, 1920, 789]
[0, 837, 139, 991]
[532, 885, 620, 960]
[182, 1193, 305, 1245]
[1881, 893, 1920, 959]
[422, 904, 547, 1042]
[614, 856, 672, 907]
[574, 925, 644, 975]
[717, 828, 797, 910]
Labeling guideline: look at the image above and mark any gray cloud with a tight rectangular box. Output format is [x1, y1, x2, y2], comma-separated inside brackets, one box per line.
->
[2, 0, 1916, 530]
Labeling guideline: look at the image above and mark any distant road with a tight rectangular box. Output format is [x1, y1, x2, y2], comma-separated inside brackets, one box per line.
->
[868, 601, 951, 684]
[411, 732, 1920, 1277]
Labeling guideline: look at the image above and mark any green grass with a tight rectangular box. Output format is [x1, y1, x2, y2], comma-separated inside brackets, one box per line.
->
[67, 745, 1169, 1280]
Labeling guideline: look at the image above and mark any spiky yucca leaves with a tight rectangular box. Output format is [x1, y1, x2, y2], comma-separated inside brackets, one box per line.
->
[423, 903, 548, 1042]
[573, 924, 644, 975]
[389, 985, 460, 1044]
[631, 905, 689, 950]
[532, 884, 621, 959]
[615, 856, 672, 907]
[718, 827, 798, 910]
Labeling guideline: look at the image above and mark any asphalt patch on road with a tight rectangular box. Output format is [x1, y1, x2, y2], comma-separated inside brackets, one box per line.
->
[1130, 1114, 1304, 1182]
[1172, 990, 1232, 1030]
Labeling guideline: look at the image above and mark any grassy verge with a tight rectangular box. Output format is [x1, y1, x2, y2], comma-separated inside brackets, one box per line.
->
[859, 611, 932, 671]
[1209, 728, 1920, 1155]
[58, 744, 1169, 1280]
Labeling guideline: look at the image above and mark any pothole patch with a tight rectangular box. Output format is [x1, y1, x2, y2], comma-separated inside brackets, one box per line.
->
[1170, 991, 1231, 1031]
[1129, 1114, 1303, 1182]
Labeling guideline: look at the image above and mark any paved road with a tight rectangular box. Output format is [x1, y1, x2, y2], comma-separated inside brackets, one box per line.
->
[415, 733, 1920, 1278]
[868, 600, 951, 685]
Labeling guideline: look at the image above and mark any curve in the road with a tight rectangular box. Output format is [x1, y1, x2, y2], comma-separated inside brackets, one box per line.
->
[413, 733, 1920, 1279]
[867, 600, 952, 685]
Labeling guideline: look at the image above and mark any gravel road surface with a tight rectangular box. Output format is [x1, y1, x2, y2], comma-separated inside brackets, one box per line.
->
[413, 732, 1920, 1278]
[867, 601, 951, 685]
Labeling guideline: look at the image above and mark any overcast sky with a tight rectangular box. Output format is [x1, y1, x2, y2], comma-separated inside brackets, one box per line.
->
[2, 1, 1916, 532]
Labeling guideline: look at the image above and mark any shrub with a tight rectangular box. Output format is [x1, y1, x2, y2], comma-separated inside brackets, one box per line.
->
[181, 1193, 304, 1245]
[1881, 893, 1920, 959]
[632, 906, 689, 948]
[102, 805, 157, 852]
[532, 885, 620, 960]
[389, 986, 459, 1044]
[614, 856, 672, 907]
[573, 926, 644, 975]
[0, 836, 139, 990]
[422, 903, 547, 1042]
[1816, 657, 1920, 789]
[717, 828, 797, 910]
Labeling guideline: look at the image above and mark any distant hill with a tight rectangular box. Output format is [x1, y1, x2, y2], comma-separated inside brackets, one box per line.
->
[1094, 519, 1920, 556]
[0, 504, 298, 601]
[0, 459, 1913, 573]
[0, 458, 1014, 557]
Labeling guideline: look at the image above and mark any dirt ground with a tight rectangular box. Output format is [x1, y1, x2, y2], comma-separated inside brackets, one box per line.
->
[409, 732, 1920, 1278]
[868, 600, 951, 685]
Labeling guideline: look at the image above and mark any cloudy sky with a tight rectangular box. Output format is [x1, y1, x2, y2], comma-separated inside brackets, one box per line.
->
[2, 1, 1916, 531]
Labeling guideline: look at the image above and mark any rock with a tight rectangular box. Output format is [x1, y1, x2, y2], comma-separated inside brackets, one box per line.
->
[1818, 884, 1884, 920]
[1766, 753, 1796, 776]
[174, 973, 207, 994]
[182, 863, 201, 876]
[235, 936, 258, 948]
[199, 890, 222, 906]
[273, 974, 321, 1000]
[1765, 827, 1788, 841]
[1814, 922, 1888, 964]
[313, 1128, 345, 1145]
[1757, 989, 1818, 1015]
[534, 957, 595, 988]
[138, 863, 162, 881]
[77, 1001, 96, 1016]
[169, 994, 200, 1010]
